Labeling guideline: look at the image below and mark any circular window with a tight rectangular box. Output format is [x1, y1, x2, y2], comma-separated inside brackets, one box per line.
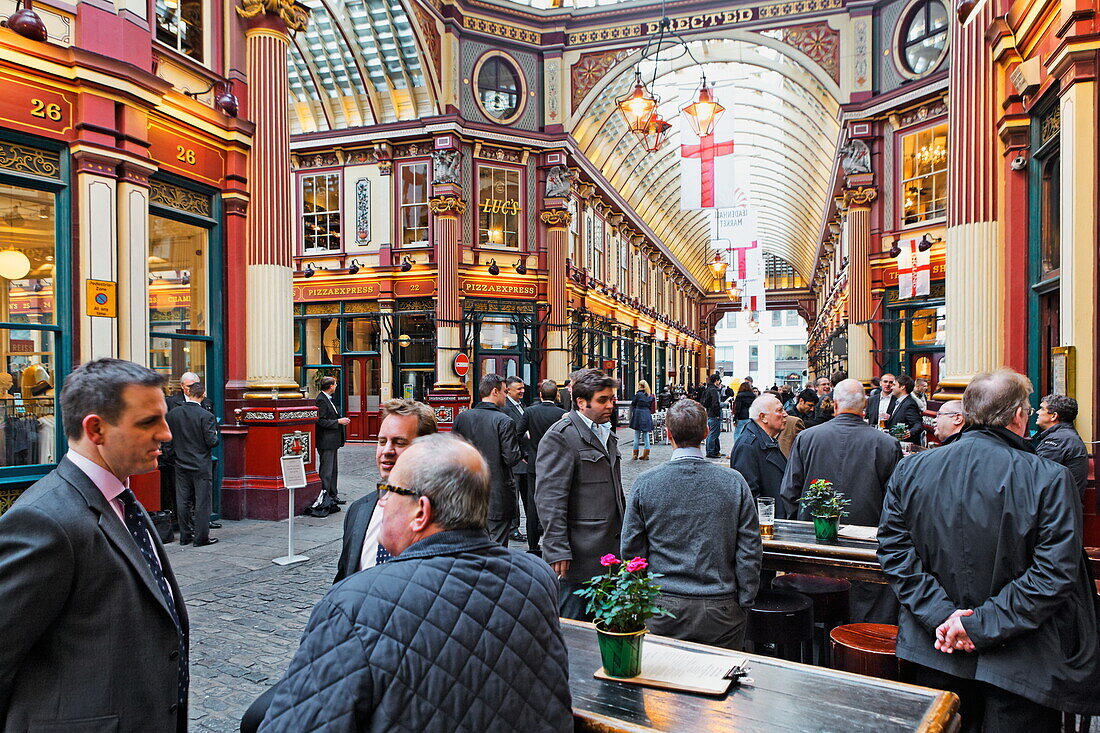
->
[899, 0, 948, 76]
[476, 56, 523, 122]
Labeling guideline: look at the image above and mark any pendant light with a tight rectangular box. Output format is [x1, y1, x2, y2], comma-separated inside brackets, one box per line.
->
[637, 113, 672, 153]
[616, 71, 658, 133]
[682, 80, 725, 137]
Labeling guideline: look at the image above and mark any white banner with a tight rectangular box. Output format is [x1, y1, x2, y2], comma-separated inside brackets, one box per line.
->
[680, 87, 737, 210]
[896, 238, 930, 298]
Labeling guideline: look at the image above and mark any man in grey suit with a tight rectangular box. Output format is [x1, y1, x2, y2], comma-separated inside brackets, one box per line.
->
[0, 358, 189, 732]
[781, 379, 903, 623]
[535, 369, 624, 620]
[623, 399, 761, 649]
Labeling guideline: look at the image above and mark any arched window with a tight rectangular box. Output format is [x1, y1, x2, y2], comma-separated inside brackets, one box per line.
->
[900, 0, 948, 75]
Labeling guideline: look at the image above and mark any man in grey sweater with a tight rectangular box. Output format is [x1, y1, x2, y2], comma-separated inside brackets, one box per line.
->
[622, 399, 762, 649]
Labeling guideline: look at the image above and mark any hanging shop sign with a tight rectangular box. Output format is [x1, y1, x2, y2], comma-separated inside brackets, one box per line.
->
[147, 119, 226, 187]
[0, 71, 75, 140]
[453, 352, 471, 378]
[460, 277, 538, 299]
[293, 280, 381, 302]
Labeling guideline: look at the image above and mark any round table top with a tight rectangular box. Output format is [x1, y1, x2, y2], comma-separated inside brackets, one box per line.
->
[830, 623, 899, 654]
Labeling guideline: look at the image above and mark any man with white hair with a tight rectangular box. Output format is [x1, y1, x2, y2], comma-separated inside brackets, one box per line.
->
[166, 371, 212, 413]
[729, 393, 788, 512]
[781, 378, 903, 622]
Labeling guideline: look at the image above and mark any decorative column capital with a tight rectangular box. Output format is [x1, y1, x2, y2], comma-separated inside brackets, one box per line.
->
[428, 195, 466, 216]
[237, 0, 308, 33]
[844, 186, 878, 208]
[540, 208, 572, 228]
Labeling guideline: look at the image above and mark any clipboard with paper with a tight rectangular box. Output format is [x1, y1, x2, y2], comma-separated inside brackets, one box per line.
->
[594, 639, 750, 696]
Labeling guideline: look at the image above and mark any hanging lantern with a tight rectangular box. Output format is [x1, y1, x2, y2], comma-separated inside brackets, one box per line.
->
[616, 72, 658, 133]
[681, 83, 725, 137]
[708, 252, 728, 280]
[0, 249, 31, 280]
[637, 113, 672, 153]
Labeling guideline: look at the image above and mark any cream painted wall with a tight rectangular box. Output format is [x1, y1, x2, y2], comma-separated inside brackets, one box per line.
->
[78, 174, 119, 361]
[343, 164, 390, 255]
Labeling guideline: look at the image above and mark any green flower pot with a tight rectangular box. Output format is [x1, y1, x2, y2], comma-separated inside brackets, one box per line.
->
[596, 626, 646, 678]
[813, 515, 840, 542]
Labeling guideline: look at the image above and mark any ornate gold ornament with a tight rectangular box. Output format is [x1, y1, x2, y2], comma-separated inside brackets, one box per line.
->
[428, 195, 467, 215]
[236, 0, 308, 33]
[844, 186, 877, 207]
[539, 209, 572, 227]
[150, 181, 213, 217]
[0, 141, 60, 179]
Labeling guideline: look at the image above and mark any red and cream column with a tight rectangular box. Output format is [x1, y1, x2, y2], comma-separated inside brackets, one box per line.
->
[426, 186, 469, 429]
[540, 207, 571, 384]
[843, 186, 876, 385]
[938, 0, 1001, 398]
[221, 0, 319, 519]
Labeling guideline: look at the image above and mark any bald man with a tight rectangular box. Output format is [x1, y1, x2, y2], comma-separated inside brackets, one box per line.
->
[933, 401, 965, 444]
[729, 394, 788, 513]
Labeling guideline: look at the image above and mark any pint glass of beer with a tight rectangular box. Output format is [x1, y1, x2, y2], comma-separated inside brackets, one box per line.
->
[757, 497, 775, 538]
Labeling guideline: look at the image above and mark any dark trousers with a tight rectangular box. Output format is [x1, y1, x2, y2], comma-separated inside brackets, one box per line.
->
[706, 416, 722, 457]
[175, 467, 212, 544]
[240, 684, 278, 733]
[558, 580, 593, 622]
[905, 664, 1061, 733]
[487, 482, 515, 546]
[315, 448, 339, 506]
[647, 593, 748, 650]
[516, 473, 540, 550]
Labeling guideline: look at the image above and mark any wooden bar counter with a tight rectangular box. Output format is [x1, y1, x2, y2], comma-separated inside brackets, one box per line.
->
[564, 620, 959, 732]
[762, 519, 885, 583]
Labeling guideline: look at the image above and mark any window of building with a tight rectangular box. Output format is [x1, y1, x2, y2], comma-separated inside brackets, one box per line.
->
[593, 217, 605, 281]
[343, 317, 380, 353]
[150, 215, 208, 336]
[749, 345, 759, 372]
[155, 0, 203, 62]
[399, 162, 430, 247]
[900, 123, 948, 225]
[899, 0, 948, 76]
[774, 344, 806, 362]
[301, 173, 341, 252]
[568, 198, 579, 261]
[908, 307, 946, 347]
[771, 310, 782, 327]
[476, 56, 522, 121]
[479, 315, 519, 350]
[1039, 155, 1060, 276]
[619, 238, 628, 286]
[478, 166, 521, 248]
[785, 310, 801, 327]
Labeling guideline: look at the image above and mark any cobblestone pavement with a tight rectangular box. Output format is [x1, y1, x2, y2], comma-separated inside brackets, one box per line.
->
[171, 428, 734, 732]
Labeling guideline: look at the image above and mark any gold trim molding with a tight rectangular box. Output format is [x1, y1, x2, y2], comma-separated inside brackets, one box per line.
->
[428, 195, 467, 215]
[236, 0, 308, 33]
[539, 208, 572, 227]
[0, 141, 61, 179]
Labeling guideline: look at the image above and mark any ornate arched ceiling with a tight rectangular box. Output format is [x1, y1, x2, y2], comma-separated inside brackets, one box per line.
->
[287, 0, 440, 134]
[570, 35, 841, 284]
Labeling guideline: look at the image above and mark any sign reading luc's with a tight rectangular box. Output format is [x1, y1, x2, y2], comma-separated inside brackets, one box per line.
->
[480, 198, 521, 215]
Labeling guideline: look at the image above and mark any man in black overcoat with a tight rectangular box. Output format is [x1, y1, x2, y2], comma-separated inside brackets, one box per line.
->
[879, 368, 1100, 731]
[166, 381, 220, 546]
[729, 393, 788, 513]
[886, 373, 924, 443]
[516, 379, 567, 554]
[452, 373, 523, 545]
[307, 375, 349, 517]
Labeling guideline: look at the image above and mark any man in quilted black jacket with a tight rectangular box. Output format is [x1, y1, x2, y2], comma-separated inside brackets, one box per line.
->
[259, 433, 572, 733]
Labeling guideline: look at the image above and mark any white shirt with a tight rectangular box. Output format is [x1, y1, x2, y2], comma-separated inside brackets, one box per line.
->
[878, 393, 893, 424]
[576, 411, 609, 447]
[356, 502, 386, 572]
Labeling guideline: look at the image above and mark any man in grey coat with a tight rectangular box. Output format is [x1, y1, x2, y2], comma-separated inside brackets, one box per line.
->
[0, 358, 189, 733]
[781, 379, 903, 623]
[623, 399, 761, 649]
[535, 369, 624, 620]
[1033, 393, 1089, 500]
[453, 374, 523, 545]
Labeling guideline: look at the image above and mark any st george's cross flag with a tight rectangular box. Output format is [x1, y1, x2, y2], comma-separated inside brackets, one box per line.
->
[896, 237, 930, 298]
[680, 88, 737, 210]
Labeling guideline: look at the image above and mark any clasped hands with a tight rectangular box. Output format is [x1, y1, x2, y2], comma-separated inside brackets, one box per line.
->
[934, 609, 975, 654]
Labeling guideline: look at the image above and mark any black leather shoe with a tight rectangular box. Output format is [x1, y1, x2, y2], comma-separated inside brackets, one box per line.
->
[180, 537, 193, 546]
[193, 538, 219, 547]
[208, 522, 222, 529]
[335, 499, 347, 506]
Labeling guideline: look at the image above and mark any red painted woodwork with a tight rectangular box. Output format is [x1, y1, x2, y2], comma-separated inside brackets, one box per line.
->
[130, 470, 161, 511]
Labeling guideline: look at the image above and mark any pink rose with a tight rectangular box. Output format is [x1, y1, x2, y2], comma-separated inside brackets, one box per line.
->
[625, 557, 648, 572]
[600, 554, 620, 567]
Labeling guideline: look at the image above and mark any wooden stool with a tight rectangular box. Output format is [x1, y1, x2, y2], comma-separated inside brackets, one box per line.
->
[746, 589, 815, 664]
[830, 623, 900, 680]
[772, 574, 851, 667]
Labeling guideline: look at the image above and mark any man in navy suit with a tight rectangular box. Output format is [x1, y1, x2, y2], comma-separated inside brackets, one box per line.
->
[307, 376, 350, 517]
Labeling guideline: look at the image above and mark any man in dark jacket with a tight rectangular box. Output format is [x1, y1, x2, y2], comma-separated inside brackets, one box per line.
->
[516, 379, 567, 554]
[790, 388, 820, 428]
[260, 434, 572, 733]
[1033, 394, 1089, 499]
[452, 374, 523, 545]
[535, 369, 623, 620]
[730, 393, 788, 514]
[866, 373, 897, 427]
[699, 373, 724, 458]
[781, 379, 902, 622]
[166, 371, 213, 413]
[166, 381, 220, 547]
[307, 376, 349, 517]
[878, 368, 1100, 731]
[502, 376, 533, 545]
[886, 373, 924, 443]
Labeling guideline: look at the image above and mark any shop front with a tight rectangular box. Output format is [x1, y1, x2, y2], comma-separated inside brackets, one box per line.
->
[465, 298, 538, 395]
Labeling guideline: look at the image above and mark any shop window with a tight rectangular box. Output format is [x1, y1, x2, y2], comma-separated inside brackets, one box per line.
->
[0, 182, 59, 466]
[1039, 155, 1060, 276]
[479, 316, 519, 350]
[304, 317, 340, 364]
[476, 56, 522, 122]
[343, 317, 380, 353]
[899, 0, 948, 76]
[301, 173, 341, 252]
[150, 215, 208, 335]
[155, 0, 204, 62]
[399, 163, 429, 247]
[908, 307, 945, 347]
[150, 336, 207, 390]
[478, 166, 521, 249]
[900, 123, 947, 225]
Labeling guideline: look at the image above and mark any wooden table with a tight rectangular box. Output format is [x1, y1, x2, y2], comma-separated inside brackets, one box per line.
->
[762, 519, 885, 583]
[564, 620, 959, 732]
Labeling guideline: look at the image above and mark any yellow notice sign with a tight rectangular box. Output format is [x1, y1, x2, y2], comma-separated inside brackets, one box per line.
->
[86, 279, 117, 318]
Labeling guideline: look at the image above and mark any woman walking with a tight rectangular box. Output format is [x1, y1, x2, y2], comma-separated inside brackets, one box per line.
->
[733, 380, 756, 442]
[629, 380, 656, 460]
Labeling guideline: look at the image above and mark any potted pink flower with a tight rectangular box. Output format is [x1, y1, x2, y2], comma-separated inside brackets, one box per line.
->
[575, 554, 672, 677]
